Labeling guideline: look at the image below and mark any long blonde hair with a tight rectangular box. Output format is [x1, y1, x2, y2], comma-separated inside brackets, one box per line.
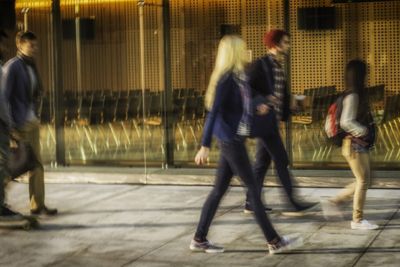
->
[204, 35, 249, 110]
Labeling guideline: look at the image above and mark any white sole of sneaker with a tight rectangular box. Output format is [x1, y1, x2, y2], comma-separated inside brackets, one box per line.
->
[189, 245, 224, 253]
[189, 247, 202, 252]
[269, 236, 304, 255]
[189, 247, 224, 253]
[244, 209, 273, 215]
[205, 249, 225, 253]
[351, 226, 379, 230]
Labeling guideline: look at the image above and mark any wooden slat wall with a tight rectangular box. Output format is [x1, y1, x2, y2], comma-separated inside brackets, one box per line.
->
[12, 0, 163, 95]
[290, 0, 400, 94]
[9, 0, 400, 96]
[169, 0, 285, 92]
[6, 4, 53, 94]
[357, 1, 400, 95]
[60, 0, 162, 93]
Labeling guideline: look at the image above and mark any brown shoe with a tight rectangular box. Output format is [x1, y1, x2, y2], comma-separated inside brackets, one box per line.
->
[31, 206, 58, 216]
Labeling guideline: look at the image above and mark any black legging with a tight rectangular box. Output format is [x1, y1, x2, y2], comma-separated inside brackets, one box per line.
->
[195, 137, 279, 243]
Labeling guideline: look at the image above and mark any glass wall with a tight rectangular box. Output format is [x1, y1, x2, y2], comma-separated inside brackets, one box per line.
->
[169, 0, 400, 169]
[8, 2, 56, 165]
[169, 0, 287, 166]
[13, 0, 165, 175]
[8, 0, 400, 170]
[288, 0, 400, 169]
[59, 0, 165, 167]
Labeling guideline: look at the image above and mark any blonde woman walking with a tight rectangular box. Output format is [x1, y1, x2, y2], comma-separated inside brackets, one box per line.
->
[189, 35, 301, 254]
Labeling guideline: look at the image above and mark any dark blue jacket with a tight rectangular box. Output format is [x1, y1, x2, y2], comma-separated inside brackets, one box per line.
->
[0, 66, 11, 128]
[1, 56, 41, 128]
[201, 72, 243, 147]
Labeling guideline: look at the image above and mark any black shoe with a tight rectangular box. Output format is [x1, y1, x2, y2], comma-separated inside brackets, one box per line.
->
[0, 205, 21, 217]
[280, 202, 319, 217]
[0, 205, 24, 220]
[31, 206, 58, 216]
[244, 204, 273, 214]
[296, 202, 320, 212]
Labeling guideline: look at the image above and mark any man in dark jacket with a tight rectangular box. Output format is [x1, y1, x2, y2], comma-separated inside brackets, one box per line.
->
[0, 29, 25, 219]
[245, 29, 317, 215]
[2, 31, 57, 215]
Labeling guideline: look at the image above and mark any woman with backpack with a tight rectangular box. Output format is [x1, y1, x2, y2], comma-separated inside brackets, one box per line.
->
[327, 59, 378, 230]
[189, 35, 301, 254]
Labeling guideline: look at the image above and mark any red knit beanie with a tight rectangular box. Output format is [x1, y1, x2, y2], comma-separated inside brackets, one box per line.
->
[263, 29, 289, 49]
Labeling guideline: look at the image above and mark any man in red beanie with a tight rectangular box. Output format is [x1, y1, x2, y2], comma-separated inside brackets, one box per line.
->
[244, 29, 318, 215]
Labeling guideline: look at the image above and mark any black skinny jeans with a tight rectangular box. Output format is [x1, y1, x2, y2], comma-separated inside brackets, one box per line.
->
[246, 125, 303, 210]
[195, 136, 279, 243]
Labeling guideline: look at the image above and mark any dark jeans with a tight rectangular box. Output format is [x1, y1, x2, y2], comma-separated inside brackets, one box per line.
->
[246, 125, 303, 210]
[195, 136, 279, 243]
[0, 122, 10, 210]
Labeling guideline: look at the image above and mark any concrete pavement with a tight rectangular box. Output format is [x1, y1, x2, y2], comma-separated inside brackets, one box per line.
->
[1, 182, 399, 267]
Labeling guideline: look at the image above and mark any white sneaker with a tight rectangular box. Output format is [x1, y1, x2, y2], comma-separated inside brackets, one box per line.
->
[267, 235, 303, 255]
[189, 239, 224, 253]
[351, 220, 379, 230]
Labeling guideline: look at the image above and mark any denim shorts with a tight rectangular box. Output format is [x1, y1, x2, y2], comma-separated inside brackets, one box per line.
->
[352, 142, 369, 153]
